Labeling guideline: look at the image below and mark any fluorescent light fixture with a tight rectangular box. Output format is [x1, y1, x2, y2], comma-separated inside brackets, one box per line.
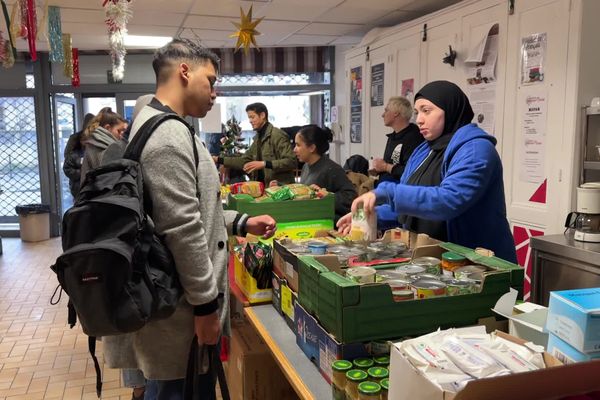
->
[124, 35, 172, 48]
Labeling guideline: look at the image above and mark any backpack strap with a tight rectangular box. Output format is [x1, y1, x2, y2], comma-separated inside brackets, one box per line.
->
[124, 112, 199, 168]
[88, 336, 102, 397]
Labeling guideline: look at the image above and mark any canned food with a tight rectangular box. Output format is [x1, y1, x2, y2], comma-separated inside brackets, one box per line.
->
[442, 278, 476, 296]
[386, 279, 412, 291]
[414, 273, 441, 281]
[376, 270, 407, 282]
[392, 289, 414, 301]
[394, 264, 426, 278]
[412, 256, 442, 275]
[411, 279, 447, 299]
[453, 265, 487, 280]
[307, 242, 328, 254]
[346, 267, 376, 284]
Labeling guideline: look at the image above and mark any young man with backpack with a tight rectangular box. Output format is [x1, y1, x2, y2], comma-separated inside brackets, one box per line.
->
[103, 39, 276, 398]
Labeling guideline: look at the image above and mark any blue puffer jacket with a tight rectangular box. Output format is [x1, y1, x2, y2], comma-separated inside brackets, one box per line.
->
[374, 123, 517, 263]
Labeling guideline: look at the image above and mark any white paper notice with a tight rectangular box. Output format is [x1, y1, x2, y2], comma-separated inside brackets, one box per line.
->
[521, 33, 547, 85]
[469, 84, 496, 134]
[519, 93, 547, 184]
[466, 34, 499, 85]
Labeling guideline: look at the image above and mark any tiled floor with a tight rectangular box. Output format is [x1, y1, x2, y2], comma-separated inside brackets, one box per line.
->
[0, 238, 133, 400]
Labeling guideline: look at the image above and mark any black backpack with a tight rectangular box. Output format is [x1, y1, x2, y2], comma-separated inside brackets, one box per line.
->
[50, 112, 197, 396]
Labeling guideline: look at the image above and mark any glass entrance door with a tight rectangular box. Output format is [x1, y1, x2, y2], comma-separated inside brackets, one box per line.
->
[52, 95, 78, 214]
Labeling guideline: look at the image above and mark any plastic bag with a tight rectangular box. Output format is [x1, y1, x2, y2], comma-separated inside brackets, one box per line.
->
[243, 242, 273, 289]
[349, 207, 377, 241]
[230, 181, 264, 198]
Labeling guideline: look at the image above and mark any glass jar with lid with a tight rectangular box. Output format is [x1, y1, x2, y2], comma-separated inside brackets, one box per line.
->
[331, 360, 352, 400]
[353, 357, 374, 371]
[345, 369, 368, 400]
[441, 251, 467, 276]
[357, 381, 381, 400]
[380, 378, 389, 400]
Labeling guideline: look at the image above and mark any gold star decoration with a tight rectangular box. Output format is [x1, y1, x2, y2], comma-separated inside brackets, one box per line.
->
[229, 6, 264, 54]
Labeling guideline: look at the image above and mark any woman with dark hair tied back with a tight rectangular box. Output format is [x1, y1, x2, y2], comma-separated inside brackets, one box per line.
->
[80, 107, 128, 185]
[294, 124, 357, 222]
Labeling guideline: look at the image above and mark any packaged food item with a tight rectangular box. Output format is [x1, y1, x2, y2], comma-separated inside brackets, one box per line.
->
[346, 266, 376, 284]
[243, 242, 273, 289]
[307, 242, 328, 255]
[441, 278, 477, 296]
[411, 278, 447, 299]
[268, 186, 293, 201]
[253, 195, 274, 203]
[376, 269, 408, 282]
[373, 355, 390, 367]
[332, 360, 352, 400]
[440, 337, 510, 379]
[412, 256, 442, 275]
[231, 193, 255, 202]
[357, 381, 381, 400]
[229, 181, 264, 197]
[441, 252, 468, 276]
[286, 183, 315, 200]
[453, 265, 487, 280]
[380, 378, 389, 400]
[392, 289, 415, 301]
[353, 357, 374, 371]
[345, 369, 368, 400]
[367, 366, 389, 383]
[385, 279, 412, 291]
[394, 264, 426, 279]
[349, 207, 377, 241]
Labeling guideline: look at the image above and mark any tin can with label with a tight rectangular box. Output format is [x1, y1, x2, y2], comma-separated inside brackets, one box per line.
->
[392, 289, 415, 301]
[346, 266, 376, 284]
[385, 279, 412, 291]
[412, 256, 442, 275]
[414, 273, 441, 281]
[411, 279, 447, 299]
[394, 264, 425, 279]
[441, 278, 476, 296]
[453, 265, 487, 281]
[376, 270, 407, 282]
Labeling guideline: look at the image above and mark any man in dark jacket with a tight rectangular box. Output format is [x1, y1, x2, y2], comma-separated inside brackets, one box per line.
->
[63, 113, 94, 198]
[214, 103, 296, 184]
[372, 96, 423, 184]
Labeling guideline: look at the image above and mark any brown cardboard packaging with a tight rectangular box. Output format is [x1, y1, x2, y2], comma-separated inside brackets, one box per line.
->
[227, 321, 299, 400]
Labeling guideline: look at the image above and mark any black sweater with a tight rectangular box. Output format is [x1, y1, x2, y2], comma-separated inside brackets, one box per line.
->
[378, 123, 424, 183]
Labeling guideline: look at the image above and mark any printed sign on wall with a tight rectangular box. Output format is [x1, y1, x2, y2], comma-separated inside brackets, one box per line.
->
[370, 63, 384, 107]
[350, 66, 363, 143]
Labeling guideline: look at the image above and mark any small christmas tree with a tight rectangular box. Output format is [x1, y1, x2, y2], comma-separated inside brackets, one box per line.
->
[219, 116, 247, 157]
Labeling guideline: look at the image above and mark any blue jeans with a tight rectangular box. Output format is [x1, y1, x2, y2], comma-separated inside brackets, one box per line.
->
[144, 373, 216, 400]
[122, 368, 146, 388]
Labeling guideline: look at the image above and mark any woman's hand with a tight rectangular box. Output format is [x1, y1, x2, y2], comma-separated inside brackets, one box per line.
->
[336, 212, 352, 235]
[243, 161, 266, 174]
[351, 191, 377, 214]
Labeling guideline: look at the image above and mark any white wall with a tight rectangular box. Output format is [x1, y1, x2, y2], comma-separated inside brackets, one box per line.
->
[331, 44, 354, 164]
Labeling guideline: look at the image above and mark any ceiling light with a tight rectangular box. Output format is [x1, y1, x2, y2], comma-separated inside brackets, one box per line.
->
[124, 35, 172, 48]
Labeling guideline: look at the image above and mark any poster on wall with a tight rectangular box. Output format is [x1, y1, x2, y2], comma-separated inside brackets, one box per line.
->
[401, 78, 414, 103]
[521, 33, 547, 85]
[519, 92, 548, 184]
[370, 63, 384, 107]
[468, 84, 496, 134]
[466, 34, 498, 85]
[350, 66, 363, 143]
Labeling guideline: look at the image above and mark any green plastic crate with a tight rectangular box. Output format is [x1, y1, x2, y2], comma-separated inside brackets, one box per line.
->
[225, 193, 334, 223]
[297, 239, 524, 343]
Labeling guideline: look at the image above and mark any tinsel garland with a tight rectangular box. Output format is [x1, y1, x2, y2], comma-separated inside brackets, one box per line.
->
[18, 0, 27, 38]
[104, 0, 132, 82]
[36, 0, 48, 40]
[25, 0, 37, 61]
[1, 0, 16, 59]
[47, 6, 63, 63]
[9, 1, 21, 40]
[62, 33, 73, 78]
[0, 30, 5, 63]
[71, 47, 80, 87]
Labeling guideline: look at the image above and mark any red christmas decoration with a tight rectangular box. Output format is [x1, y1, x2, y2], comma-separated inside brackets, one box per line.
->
[71, 47, 80, 87]
[25, 0, 36, 61]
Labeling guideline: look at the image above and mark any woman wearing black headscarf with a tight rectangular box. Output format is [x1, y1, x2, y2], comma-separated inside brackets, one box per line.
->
[338, 81, 517, 263]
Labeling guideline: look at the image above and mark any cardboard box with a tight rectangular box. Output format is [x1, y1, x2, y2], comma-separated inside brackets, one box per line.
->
[233, 252, 272, 304]
[272, 271, 284, 315]
[263, 219, 333, 244]
[546, 287, 600, 353]
[492, 289, 549, 347]
[281, 279, 298, 333]
[294, 302, 370, 384]
[547, 333, 600, 364]
[389, 327, 600, 400]
[227, 322, 299, 400]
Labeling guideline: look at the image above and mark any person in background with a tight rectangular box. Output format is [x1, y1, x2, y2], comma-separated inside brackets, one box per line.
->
[294, 125, 356, 222]
[343, 154, 374, 196]
[79, 107, 128, 183]
[337, 81, 517, 263]
[372, 96, 423, 184]
[214, 102, 296, 185]
[102, 39, 276, 400]
[63, 113, 94, 198]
